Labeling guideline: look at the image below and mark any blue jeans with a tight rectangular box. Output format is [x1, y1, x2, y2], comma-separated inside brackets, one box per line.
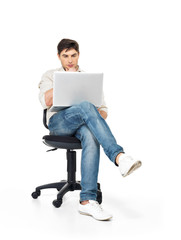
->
[48, 101, 124, 202]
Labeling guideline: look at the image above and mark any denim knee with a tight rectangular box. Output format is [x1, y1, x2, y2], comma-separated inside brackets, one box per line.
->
[79, 101, 95, 111]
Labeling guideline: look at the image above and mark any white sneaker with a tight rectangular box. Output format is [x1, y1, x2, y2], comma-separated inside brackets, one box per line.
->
[118, 154, 142, 177]
[78, 200, 112, 221]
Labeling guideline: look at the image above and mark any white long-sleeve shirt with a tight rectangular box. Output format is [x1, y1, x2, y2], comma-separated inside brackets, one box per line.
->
[38, 66, 108, 125]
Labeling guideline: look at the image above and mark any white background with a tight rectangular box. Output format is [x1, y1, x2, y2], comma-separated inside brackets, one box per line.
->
[0, 0, 181, 239]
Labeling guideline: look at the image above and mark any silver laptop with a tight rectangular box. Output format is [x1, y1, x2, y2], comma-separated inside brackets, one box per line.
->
[49, 72, 103, 112]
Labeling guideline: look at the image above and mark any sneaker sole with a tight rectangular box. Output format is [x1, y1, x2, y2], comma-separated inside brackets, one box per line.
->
[78, 210, 112, 221]
[123, 161, 142, 177]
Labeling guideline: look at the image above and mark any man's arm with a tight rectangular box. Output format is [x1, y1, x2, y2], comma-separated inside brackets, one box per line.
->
[38, 69, 54, 109]
[45, 88, 53, 106]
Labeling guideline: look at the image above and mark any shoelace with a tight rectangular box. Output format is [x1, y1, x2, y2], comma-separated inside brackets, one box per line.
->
[90, 201, 103, 212]
[120, 155, 134, 163]
[126, 155, 134, 161]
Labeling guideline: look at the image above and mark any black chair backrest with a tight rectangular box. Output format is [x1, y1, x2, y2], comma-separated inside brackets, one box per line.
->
[43, 109, 49, 129]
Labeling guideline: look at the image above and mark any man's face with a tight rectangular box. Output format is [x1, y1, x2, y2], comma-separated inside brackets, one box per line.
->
[58, 48, 79, 70]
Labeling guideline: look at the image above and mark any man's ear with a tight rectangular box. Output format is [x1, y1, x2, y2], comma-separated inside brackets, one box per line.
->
[57, 53, 60, 60]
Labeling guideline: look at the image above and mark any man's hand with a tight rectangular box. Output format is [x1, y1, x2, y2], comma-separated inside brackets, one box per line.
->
[97, 108, 107, 120]
[65, 65, 79, 72]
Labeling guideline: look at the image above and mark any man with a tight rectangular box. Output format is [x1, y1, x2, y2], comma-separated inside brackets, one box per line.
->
[38, 38, 142, 221]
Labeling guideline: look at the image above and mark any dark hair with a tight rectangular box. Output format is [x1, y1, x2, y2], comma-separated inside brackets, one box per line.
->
[57, 38, 79, 55]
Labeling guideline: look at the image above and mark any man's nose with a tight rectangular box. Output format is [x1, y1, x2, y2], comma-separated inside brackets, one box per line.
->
[68, 57, 73, 63]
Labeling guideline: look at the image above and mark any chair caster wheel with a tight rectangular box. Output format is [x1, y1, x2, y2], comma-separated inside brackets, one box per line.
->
[52, 199, 62, 208]
[31, 190, 41, 199]
[96, 190, 102, 204]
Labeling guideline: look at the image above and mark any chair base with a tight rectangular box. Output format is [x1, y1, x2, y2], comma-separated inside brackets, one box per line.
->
[31, 149, 102, 207]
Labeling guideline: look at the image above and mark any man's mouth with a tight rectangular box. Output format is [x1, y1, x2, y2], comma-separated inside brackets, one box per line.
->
[68, 64, 74, 67]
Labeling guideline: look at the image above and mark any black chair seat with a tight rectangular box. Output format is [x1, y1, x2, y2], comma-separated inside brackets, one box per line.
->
[43, 135, 82, 150]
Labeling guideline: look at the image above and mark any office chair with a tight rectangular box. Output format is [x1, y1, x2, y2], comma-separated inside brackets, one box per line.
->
[31, 109, 102, 208]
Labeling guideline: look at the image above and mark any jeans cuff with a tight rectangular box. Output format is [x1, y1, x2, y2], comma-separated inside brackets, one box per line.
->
[80, 194, 97, 202]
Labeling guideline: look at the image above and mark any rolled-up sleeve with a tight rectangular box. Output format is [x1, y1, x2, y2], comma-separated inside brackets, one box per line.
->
[38, 71, 53, 109]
